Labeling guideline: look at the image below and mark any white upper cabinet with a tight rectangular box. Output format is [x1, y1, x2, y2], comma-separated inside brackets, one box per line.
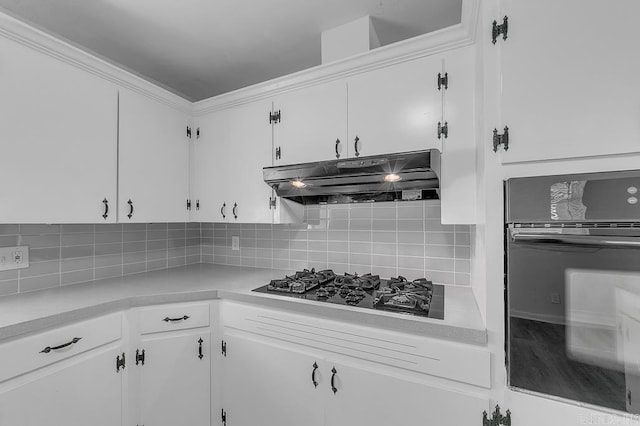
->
[347, 55, 444, 157]
[498, 0, 640, 163]
[118, 90, 190, 222]
[272, 80, 348, 164]
[439, 46, 477, 224]
[191, 99, 274, 223]
[0, 36, 118, 224]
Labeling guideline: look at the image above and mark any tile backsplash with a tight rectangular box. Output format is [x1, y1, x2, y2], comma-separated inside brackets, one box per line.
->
[201, 200, 471, 286]
[0, 223, 200, 296]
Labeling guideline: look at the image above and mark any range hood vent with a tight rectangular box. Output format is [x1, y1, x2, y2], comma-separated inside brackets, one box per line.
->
[263, 150, 441, 205]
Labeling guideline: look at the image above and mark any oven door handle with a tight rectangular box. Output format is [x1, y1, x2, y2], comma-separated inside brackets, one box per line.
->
[511, 233, 640, 248]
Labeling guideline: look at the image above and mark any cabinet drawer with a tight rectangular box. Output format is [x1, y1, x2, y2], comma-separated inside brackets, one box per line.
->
[139, 302, 210, 334]
[0, 313, 122, 383]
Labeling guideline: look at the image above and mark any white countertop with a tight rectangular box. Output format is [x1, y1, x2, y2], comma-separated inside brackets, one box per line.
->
[0, 264, 487, 345]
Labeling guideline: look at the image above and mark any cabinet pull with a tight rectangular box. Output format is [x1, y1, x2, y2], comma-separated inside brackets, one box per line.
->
[162, 315, 190, 322]
[312, 362, 319, 388]
[40, 337, 82, 354]
[232, 203, 238, 220]
[221, 202, 226, 219]
[330, 367, 338, 394]
[335, 139, 341, 159]
[198, 338, 204, 360]
[127, 199, 134, 219]
[102, 198, 109, 220]
[354, 136, 360, 157]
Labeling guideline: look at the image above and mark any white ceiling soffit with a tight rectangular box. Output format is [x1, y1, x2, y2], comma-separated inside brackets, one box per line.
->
[0, 0, 462, 102]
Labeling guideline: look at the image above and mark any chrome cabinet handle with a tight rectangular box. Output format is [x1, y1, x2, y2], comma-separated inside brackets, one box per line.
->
[102, 198, 109, 220]
[163, 315, 190, 322]
[127, 199, 134, 219]
[232, 203, 238, 220]
[221, 202, 226, 219]
[335, 139, 341, 159]
[511, 233, 640, 248]
[40, 337, 82, 354]
[312, 362, 319, 388]
[354, 136, 360, 157]
[330, 367, 338, 394]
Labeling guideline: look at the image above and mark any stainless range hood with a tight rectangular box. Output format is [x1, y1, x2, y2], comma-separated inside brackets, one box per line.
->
[263, 150, 441, 204]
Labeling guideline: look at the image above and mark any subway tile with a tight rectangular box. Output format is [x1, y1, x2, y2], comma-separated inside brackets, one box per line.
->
[425, 270, 455, 285]
[349, 219, 372, 231]
[227, 256, 241, 266]
[147, 249, 168, 262]
[455, 273, 471, 286]
[425, 220, 455, 232]
[62, 257, 93, 273]
[290, 250, 307, 261]
[61, 233, 93, 246]
[0, 224, 19, 235]
[202, 245, 214, 255]
[94, 223, 122, 233]
[372, 232, 396, 244]
[455, 225, 471, 233]
[455, 233, 471, 246]
[397, 205, 423, 219]
[19, 260, 59, 278]
[95, 232, 122, 245]
[398, 232, 424, 244]
[20, 224, 60, 235]
[372, 219, 396, 231]
[397, 268, 425, 280]
[213, 223, 227, 230]
[147, 240, 168, 251]
[256, 228, 272, 239]
[328, 208, 348, 220]
[256, 248, 272, 258]
[168, 247, 186, 259]
[290, 260, 310, 271]
[398, 256, 424, 270]
[372, 243, 396, 256]
[214, 237, 227, 247]
[425, 206, 441, 219]
[168, 223, 186, 230]
[328, 220, 349, 230]
[123, 241, 146, 253]
[426, 232, 455, 245]
[95, 265, 122, 280]
[372, 206, 396, 219]
[273, 239, 290, 249]
[61, 224, 94, 234]
[398, 244, 424, 257]
[21, 234, 60, 249]
[240, 227, 257, 238]
[308, 230, 328, 241]
[328, 262, 349, 273]
[123, 223, 146, 232]
[168, 257, 186, 268]
[168, 229, 186, 239]
[124, 251, 146, 265]
[123, 262, 146, 276]
[0, 279, 19, 296]
[201, 237, 214, 246]
[290, 240, 307, 251]
[425, 258, 455, 272]
[95, 243, 122, 256]
[273, 228, 290, 240]
[123, 231, 146, 243]
[349, 207, 371, 219]
[349, 242, 372, 254]
[372, 254, 396, 268]
[307, 251, 328, 263]
[308, 241, 327, 252]
[328, 241, 348, 252]
[213, 255, 228, 265]
[30, 247, 60, 263]
[425, 245, 455, 258]
[455, 246, 471, 259]
[328, 251, 348, 264]
[186, 229, 200, 239]
[272, 259, 290, 270]
[168, 238, 186, 248]
[146, 230, 167, 241]
[349, 253, 372, 266]
[227, 223, 241, 231]
[201, 222, 214, 230]
[273, 248, 289, 260]
[0, 236, 19, 246]
[201, 254, 215, 264]
[0, 270, 18, 281]
[397, 219, 424, 232]
[61, 245, 94, 259]
[241, 248, 257, 258]
[20, 274, 59, 292]
[255, 258, 272, 268]
[327, 230, 348, 241]
[186, 246, 200, 256]
[187, 222, 200, 230]
[95, 254, 123, 268]
[348, 231, 371, 242]
[61, 269, 94, 286]
[241, 257, 257, 267]
[375, 266, 398, 279]
[146, 259, 167, 271]
[455, 259, 471, 273]
[290, 229, 307, 241]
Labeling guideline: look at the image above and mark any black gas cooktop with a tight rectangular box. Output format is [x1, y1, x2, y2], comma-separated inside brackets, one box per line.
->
[252, 269, 444, 319]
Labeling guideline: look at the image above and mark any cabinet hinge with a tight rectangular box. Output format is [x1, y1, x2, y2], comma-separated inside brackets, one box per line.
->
[483, 405, 511, 426]
[116, 352, 125, 372]
[493, 126, 509, 152]
[275, 146, 282, 160]
[135, 349, 145, 366]
[187, 126, 192, 139]
[187, 199, 192, 211]
[221, 409, 227, 426]
[269, 197, 277, 210]
[437, 72, 448, 90]
[492, 16, 508, 44]
[221, 340, 227, 356]
[269, 110, 281, 124]
[437, 121, 449, 139]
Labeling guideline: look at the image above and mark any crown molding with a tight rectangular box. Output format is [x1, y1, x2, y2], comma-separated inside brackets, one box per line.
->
[193, 0, 479, 116]
[0, 11, 192, 114]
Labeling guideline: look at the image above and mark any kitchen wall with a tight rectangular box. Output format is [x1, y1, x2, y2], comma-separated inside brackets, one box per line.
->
[201, 200, 472, 286]
[0, 223, 200, 296]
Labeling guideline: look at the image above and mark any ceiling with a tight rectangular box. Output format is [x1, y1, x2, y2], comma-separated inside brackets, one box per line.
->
[0, 0, 462, 102]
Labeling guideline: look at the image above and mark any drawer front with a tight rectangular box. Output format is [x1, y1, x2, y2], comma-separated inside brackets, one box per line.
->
[222, 301, 490, 388]
[139, 302, 210, 334]
[0, 313, 122, 383]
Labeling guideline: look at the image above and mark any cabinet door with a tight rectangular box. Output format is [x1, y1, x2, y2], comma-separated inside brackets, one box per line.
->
[348, 56, 443, 158]
[273, 80, 348, 165]
[139, 330, 210, 426]
[226, 100, 275, 223]
[324, 359, 489, 426]
[221, 332, 324, 426]
[0, 347, 122, 426]
[0, 37, 117, 223]
[191, 109, 232, 222]
[119, 90, 190, 222]
[500, 0, 640, 163]
[440, 46, 477, 224]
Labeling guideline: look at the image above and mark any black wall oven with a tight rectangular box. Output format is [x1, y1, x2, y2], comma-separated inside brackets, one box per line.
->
[506, 170, 640, 413]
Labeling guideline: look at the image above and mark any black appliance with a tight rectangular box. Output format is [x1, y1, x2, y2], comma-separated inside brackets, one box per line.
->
[506, 170, 640, 414]
[253, 269, 444, 319]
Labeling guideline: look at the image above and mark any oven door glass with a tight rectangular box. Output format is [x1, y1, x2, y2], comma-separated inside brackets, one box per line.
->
[507, 228, 640, 413]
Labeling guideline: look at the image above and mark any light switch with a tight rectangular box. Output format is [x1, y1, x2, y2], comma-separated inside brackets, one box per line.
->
[231, 236, 240, 251]
[0, 246, 29, 271]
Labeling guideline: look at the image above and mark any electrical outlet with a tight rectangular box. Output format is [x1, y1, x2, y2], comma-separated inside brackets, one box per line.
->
[231, 236, 240, 251]
[0, 246, 29, 271]
[551, 293, 561, 304]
